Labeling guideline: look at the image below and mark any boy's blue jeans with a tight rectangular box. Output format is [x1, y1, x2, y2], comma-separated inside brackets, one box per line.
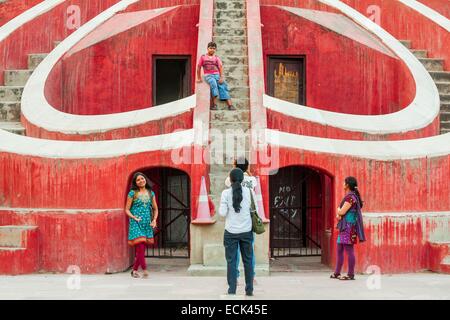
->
[224, 230, 254, 295]
[236, 233, 256, 278]
[204, 74, 231, 100]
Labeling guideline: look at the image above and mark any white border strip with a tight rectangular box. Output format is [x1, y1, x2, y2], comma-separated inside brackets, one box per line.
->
[0, 128, 194, 158]
[264, 0, 440, 135]
[20, 1, 195, 134]
[0, 0, 66, 42]
[265, 128, 450, 160]
[399, 0, 450, 32]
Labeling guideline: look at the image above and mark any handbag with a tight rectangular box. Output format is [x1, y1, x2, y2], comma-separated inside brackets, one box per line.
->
[249, 187, 265, 234]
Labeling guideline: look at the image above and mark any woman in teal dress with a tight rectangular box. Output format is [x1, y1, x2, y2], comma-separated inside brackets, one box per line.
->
[125, 172, 158, 278]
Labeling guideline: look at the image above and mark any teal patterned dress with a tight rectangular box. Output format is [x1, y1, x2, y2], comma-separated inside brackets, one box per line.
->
[127, 189, 155, 246]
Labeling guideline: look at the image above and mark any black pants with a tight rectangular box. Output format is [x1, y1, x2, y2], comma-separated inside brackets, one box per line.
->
[224, 230, 254, 294]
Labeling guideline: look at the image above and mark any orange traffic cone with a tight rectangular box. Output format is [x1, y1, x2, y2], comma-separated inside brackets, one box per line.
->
[255, 176, 269, 223]
[192, 176, 215, 224]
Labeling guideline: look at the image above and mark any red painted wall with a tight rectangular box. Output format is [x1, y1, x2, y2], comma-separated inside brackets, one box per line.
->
[0, 0, 42, 27]
[342, 0, 450, 70]
[261, 5, 415, 115]
[418, 0, 450, 19]
[48, 5, 199, 115]
[256, 147, 450, 273]
[0, 209, 129, 273]
[267, 110, 441, 140]
[0, 0, 121, 84]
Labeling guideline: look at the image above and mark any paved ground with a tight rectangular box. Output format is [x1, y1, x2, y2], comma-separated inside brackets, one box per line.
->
[0, 257, 449, 300]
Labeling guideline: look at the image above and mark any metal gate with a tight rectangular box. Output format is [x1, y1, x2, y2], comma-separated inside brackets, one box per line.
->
[144, 168, 190, 258]
[269, 166, 322, 257]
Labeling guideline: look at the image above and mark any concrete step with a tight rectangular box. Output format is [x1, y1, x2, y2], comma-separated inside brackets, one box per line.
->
[440, 128, 450, 134]
[215, 10, 246, 20]
[429, 71, 450, 82]
[399, 39, 412, 48]
[440, 93, 450, 103]
[418, 58, 444, 71]
[228, 86, 249, 98]
[224, 64, 248, 76]
[226, 75, 248, 87]
[216, 97, 249, 110]
[0, 226, 37, 248]
[213, 18, 246, 29]
[211, 109, 250, 122]
[0, 101, 21, 121]
[0, 86, 23, 102]
[410, 49, 428, 58]
[441, 102, 450, 112]
[4, 70, 33, 86]
[214, 36, 246, 46]
[0, 225, 39, 275]
[27, 53, 48, 70]
[217, 46, 247, 57]
[215, 1, 245, 10]
[210, 120, 250, 131]
[440, 111, 450, 122]
[0, 121, 25, 135]
[220, 55, 248, 65]
[209, 150, 251, 172]
[436, 81, 450, 94]
[209, 164, 233, 175]
[214, 27, 246, 37]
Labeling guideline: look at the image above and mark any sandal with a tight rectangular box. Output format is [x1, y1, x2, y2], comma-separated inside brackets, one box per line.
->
[338, 275, 355, 280]
[142, 270, 149, 278]
[131, 270, 140, 278]
[228, 105, 236, 110]
[330, 273, 340, 279]
[210, 104, 218, 110]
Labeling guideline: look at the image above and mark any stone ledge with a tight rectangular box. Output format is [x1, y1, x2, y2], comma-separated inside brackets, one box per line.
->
[187, 264, 270, 276]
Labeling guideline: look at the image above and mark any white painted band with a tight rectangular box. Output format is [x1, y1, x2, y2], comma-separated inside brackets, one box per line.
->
[265, 128, 450, 160]
[20, 1, 195, 134]
[399, 0, 450, 32]
[0, 0, 66, 42]
[0, 128, 194, 158]
[264, 1, 440, 135]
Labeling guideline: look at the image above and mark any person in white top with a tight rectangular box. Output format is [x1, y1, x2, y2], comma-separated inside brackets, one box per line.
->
[224, 157, 257, 284]
[219, 168, 258, 296]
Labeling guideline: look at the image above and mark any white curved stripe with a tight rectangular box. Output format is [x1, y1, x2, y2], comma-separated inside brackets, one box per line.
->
[399, 0, 450, 31]
[264, 1, 440, 135]
[0, 0, 66, 42]
[265, 129, 450, 161]
[0, 129, 194, 159]
[21, 0, 194, 135]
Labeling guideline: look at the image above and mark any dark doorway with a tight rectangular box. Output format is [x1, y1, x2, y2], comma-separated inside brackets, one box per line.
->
[153, 56, 190, 106]
[269, 166, 331, 258]
[268, 56, 305, 105]
[139, 167, 191, 258]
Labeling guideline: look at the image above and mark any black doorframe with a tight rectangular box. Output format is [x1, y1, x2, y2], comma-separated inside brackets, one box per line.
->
[267, 55, 306, 105]
[269, 166, 322, 257]
[153, 55, 191, 106]
[142, 167, 191, 258]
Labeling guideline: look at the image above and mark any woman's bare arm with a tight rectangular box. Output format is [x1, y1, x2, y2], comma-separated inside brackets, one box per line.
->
[151, 195, 159, 228]
[125, 196, 140, 221]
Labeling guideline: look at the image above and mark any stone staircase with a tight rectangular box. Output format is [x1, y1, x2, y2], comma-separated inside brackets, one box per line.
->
[0, 225, 39, 275]
[209, 0, 251, 209]
[0, 51, 50, 135]
[400, 40, 450, 134]
[190, 0, 268, 276]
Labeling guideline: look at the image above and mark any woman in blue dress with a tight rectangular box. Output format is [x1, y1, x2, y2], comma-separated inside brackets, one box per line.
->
[331, 176, 366, 280]
[125, 172, 158, 278]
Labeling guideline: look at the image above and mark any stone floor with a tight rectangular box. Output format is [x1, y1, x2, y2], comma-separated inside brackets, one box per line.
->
[0, 257, 449, 300]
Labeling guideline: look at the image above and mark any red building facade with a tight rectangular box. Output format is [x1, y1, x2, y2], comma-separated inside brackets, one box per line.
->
[0, 0, 449, 275]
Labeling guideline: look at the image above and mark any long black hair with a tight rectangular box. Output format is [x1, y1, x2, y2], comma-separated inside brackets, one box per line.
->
[230, 168, 244, 213]
[131, 172, 152, 193]
[345, 176, 363, 208]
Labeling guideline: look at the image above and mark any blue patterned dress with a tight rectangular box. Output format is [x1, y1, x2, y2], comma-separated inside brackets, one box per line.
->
[127, 189, 155, 246]
[337, 193, 359, 245]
